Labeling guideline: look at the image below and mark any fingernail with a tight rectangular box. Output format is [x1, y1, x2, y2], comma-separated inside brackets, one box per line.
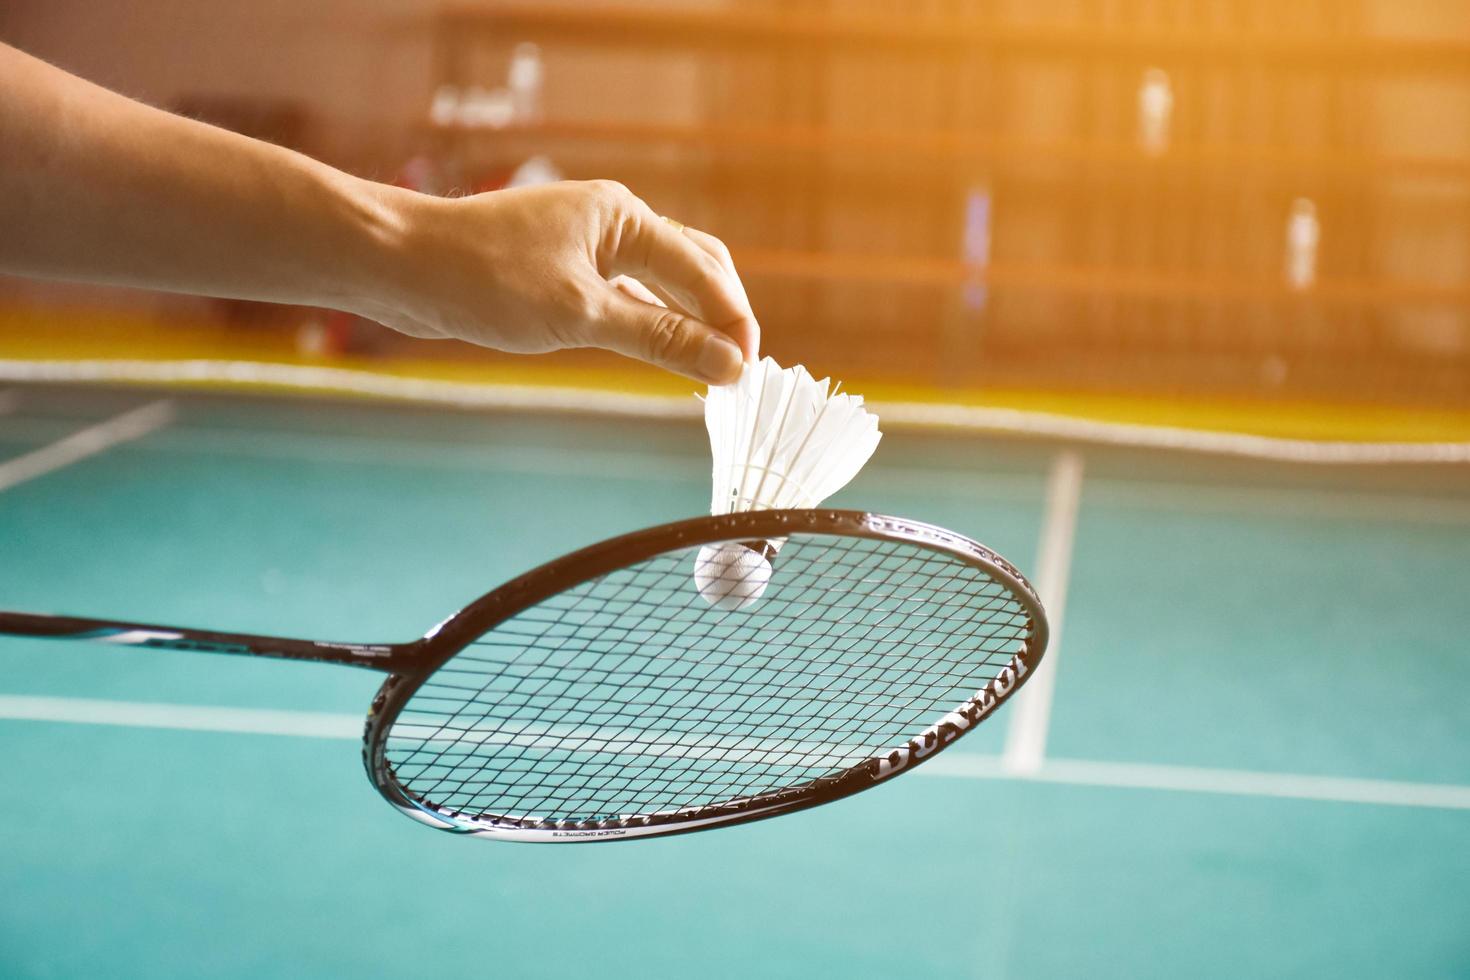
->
[696, 332, 743, 384]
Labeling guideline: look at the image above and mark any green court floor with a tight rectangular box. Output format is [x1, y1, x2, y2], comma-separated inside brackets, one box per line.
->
[1, 384, 1466, 978]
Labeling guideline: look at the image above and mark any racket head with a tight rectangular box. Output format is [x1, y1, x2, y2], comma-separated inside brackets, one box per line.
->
[362, 510, 1048, 842]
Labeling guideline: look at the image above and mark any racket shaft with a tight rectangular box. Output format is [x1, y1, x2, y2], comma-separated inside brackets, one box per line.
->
[0, 610, 408, 669]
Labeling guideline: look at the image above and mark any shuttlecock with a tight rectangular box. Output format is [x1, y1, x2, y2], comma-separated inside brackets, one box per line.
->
[693, 358, 882, 611]
[693, 541, 774, 612]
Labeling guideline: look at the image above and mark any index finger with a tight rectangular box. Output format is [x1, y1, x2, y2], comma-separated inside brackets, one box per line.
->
[678, 224, 759, 360]
[606, 204, 759, 363]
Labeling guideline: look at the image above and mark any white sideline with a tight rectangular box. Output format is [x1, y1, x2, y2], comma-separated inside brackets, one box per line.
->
[0, 400, 174, 492]
[920, 752, 1470, 812]
[0, 359, 1467, 464]
[0, 695, 360, 739]
[1, 694, 1466, 811]
[1002, 450, 1084, 776]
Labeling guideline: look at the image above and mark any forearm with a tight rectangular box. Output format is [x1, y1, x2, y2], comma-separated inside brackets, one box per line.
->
[0, 43, 403, 310]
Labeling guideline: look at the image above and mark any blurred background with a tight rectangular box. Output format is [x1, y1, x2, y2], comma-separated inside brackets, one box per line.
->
[1, 5, 1468, 979]
[2, 0, 1468, 417]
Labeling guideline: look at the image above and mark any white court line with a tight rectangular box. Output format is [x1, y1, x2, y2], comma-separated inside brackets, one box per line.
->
[0, 414, 1045, 500]
[5, 411, 1464, 524]
[919, 752, 1470, 812]
[1083, 479, 1470, 527]
[1002, 450, 1084, 776]
[877, 401, 1470, 465]
[0, 400, 174, 492]
[0, 695, 360, 739]
[6, 406, 1463, 521]
[1, 694, 1466, 811]
[2, 358, 1467, 464]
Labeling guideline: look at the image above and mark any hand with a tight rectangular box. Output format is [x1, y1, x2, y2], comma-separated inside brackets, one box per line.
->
[361, 180, 758, 385]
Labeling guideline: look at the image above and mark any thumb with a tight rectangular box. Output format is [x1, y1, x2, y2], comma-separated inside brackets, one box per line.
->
[588, 285, 744, 385]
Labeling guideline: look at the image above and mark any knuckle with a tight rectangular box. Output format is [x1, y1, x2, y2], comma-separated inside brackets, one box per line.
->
[545, 279, 601, 344]
[588, 178, 629, 202]
[693, 257, 728, 294]
[705, 235, 733, 263]
[566, 281, 603, 327]
[643, 310, 689, 363]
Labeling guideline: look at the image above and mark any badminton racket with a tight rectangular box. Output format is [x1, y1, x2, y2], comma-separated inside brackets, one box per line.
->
[0, 510, 1047, 842]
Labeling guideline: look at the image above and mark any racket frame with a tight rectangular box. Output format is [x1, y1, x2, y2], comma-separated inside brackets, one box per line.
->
[362, 509, 1049, 842]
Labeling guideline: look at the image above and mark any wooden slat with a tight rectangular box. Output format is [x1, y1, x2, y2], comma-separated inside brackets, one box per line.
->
[732, 249, 1470, 308]
[439, 5, 1470, 71]
[429, 120, 1470, 183]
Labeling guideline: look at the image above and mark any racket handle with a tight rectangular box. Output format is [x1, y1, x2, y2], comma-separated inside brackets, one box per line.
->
[0, 611, 115, 638]
[0, 609, 266, 649]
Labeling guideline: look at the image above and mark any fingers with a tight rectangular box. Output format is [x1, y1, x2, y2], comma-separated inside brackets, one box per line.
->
[584, 281, 744, 385]
[604, 200, 759, 365]
[612, 276, 695, 339]
[673, 223, 760, 362]
[679, 225, 752, 314]
[610, 275, 665, 308]
[621, 277, 690, 321]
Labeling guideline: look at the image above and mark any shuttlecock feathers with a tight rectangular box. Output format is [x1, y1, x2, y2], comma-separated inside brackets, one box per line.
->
[703, 357, 881, 514]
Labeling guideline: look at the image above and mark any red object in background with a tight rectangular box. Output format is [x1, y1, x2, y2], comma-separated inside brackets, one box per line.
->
[394, 153, 516, 197]
[323, 310, 355, 356]
[471, 168, 516, 194]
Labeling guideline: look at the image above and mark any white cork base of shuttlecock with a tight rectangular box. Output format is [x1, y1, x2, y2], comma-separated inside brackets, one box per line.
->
[692, 542, 773, 612]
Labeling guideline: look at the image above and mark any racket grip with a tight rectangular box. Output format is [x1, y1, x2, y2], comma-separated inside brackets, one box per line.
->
[0, 609, 410, 670]
[0, 610, 209, 646]
[0, 610, 110, 638]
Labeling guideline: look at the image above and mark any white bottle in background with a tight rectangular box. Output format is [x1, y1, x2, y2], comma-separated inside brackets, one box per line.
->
[1138, 68, 1173, 157]
[1285, 198, 1320, 291]
[960, 186, 992, 313]
[508, 42, 544, 124]
[506, 155, 563, 188]
[429, 85, 460, 127]
[459, 85, 514, 129]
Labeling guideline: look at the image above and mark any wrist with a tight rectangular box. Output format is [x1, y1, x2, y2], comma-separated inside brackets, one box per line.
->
[323, 174, 428, 319]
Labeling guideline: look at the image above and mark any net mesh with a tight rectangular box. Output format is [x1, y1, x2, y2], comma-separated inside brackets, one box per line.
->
[384, 532, 1033, 827]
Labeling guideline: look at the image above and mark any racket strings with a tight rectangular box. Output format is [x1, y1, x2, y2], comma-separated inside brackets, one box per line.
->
[402, 624, 1025, 811]
[398, 599, 1025, 814]
[385, 534, 1031, 827]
